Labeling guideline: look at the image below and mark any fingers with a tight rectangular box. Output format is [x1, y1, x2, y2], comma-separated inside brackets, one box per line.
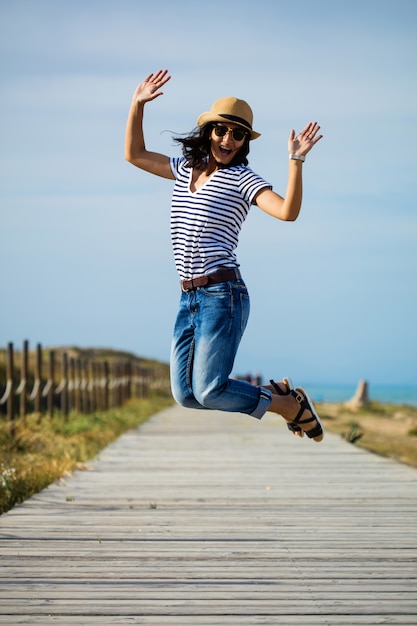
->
[298, 122, 321, 139]
[295, 122, 323, 148]
[134, 70, 171, 104]
[288, 121, 323, 157]
[309, 123, 323, 143]
[308, 123, 323, 145]
[147, 69, 171, 90]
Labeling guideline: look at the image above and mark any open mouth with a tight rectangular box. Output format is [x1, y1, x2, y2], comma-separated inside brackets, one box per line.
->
[219, 146, 232, 156]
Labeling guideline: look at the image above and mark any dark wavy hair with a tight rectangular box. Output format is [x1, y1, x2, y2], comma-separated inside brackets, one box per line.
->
[173, 123, 250, 169]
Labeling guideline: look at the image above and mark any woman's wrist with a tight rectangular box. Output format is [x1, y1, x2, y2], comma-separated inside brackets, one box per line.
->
[289, 154, 305, 162]
[131, 98, 145, 108]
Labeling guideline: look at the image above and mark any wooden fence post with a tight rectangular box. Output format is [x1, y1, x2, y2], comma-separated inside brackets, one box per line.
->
[112, 361, 120, 407]
[88, 361, 95, 413]
[120, 362, 126, 406]
[18, 339, 29, 421]
[68, 357, 75, 413]
[93, 362, 100, 411]
[7, 343, 15, 433]
[102, 361, 109, 411]
[0, 343, 16, 434]
[34, 344, 42, 415]
[75, 358, 82, 413]
[47, 351, 55, 418]
[81, 360, 89, 414]
[126, 362, 132, 403]
[60, 352, 69, 418]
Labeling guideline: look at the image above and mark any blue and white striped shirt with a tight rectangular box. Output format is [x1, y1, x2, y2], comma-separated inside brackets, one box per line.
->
[170, 157, 272, 280]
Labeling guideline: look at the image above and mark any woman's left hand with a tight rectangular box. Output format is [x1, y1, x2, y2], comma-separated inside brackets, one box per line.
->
[288, 122, 323, 157]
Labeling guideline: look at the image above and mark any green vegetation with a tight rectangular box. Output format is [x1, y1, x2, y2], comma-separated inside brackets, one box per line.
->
[341, 421, 364, 444]
[0, 394, 173, 514]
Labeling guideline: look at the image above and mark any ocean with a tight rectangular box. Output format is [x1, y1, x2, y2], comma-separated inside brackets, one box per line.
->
[304, 383, 417, 406]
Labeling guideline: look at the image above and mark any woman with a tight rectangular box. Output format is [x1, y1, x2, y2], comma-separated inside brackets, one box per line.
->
[125, 69, 324, 442]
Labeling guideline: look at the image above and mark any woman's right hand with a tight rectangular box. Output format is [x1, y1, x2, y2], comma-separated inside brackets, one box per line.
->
[132, 69, 171, 105]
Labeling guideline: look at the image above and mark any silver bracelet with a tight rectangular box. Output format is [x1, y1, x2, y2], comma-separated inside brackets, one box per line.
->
[289, 154, 306, 162]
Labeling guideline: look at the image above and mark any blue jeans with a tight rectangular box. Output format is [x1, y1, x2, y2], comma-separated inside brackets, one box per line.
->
[170, 278, 272, 419]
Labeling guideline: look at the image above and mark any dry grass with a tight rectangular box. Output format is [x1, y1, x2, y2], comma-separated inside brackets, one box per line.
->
[0, 395, 173, 514]
[318, 401, 417, 468]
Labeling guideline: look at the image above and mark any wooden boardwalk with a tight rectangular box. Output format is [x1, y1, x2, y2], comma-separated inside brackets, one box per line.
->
[1, 405, 417, 625]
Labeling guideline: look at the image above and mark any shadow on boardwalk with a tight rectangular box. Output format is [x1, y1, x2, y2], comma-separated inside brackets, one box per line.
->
[1, 405, 417, 625]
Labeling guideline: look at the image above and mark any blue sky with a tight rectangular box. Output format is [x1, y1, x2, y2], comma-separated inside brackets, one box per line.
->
[1, 0, 416, 386]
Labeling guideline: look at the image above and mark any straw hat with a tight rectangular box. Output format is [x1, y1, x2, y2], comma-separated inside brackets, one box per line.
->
[197, 96, 261, 140]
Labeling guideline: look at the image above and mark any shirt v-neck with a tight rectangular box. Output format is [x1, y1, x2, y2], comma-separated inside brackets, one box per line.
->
[188, 167, 219, 194]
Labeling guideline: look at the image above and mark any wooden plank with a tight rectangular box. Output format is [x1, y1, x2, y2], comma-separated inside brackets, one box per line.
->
[1, 406, 417, 625]
[0, 617, 416, 626]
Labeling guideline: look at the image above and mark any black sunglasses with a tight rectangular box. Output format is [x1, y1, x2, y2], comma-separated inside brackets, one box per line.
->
[213, 124, 248, 142]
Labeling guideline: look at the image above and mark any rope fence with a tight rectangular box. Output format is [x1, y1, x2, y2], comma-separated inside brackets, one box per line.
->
[0, 340, 170, 434]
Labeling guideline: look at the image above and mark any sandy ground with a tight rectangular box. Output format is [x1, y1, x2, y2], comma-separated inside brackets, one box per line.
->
[318, 402, 417, 468]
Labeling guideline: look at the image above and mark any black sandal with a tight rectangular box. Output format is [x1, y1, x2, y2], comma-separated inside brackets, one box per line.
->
[289, 387, 324, 441]
[269, 378, 304, 437]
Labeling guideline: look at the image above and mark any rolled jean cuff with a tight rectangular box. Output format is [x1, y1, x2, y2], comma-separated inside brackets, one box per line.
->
[250, 387, 272, 420]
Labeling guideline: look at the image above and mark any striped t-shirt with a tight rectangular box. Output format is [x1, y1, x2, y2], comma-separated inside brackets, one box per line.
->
[170, 157, 272, 280]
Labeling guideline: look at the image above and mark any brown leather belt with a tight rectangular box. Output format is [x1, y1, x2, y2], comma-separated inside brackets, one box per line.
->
[181, 268, 241, 292]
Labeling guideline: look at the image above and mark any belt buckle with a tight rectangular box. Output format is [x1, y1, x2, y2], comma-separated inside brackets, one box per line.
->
[181, 275, 209, 292]
[181, 279, 191, 292]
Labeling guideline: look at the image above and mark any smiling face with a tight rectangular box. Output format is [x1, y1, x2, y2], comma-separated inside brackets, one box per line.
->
[209, 123, 249, 167]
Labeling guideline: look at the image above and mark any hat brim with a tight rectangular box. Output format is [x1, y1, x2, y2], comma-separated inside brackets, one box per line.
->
[197, 112, 261, 140]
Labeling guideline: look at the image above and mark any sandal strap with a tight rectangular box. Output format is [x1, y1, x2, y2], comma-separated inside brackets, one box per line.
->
[269, 379, 287, 395]
[294, 410, 316, 426]
[305, 423, 323, 439]
[270, 379, 302, 434]
[289, 389, 323, 439]
[290, 390, 312, 424]
[269, 379, 294, 396]
[287, 421, 303, 434]
[269, 380, 281, 395]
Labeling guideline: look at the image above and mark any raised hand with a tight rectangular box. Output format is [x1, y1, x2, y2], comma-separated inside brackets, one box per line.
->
[132, 69, 171, 105]
[288, 122, 323, 157]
